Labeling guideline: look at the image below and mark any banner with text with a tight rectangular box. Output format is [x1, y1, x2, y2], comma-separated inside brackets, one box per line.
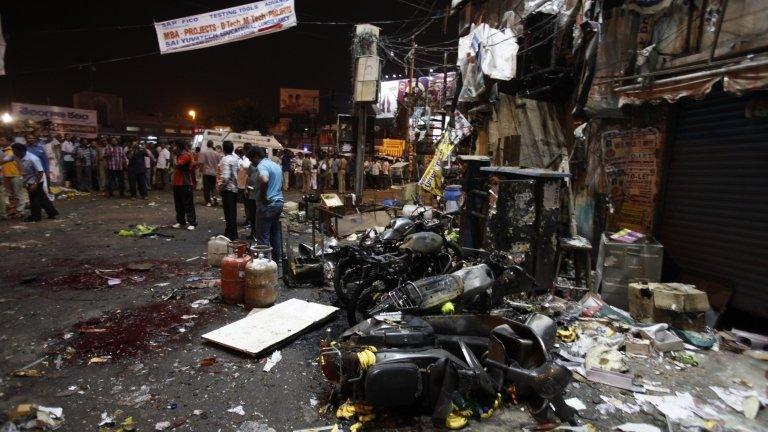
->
[12, 102, 98, 138]
[155, 0, 297, 54]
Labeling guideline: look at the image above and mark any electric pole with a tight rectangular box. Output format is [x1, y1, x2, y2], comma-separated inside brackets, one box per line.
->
[351, 24, 381, 199]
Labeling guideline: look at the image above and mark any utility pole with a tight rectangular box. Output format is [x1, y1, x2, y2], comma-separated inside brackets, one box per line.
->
[351, 24, 380, 198]
[405, 37, 416, 166]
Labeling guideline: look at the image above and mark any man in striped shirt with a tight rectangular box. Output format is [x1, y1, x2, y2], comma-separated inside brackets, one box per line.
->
[105, 139, 127, 198]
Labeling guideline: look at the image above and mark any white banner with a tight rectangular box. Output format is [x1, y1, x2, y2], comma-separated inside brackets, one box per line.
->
[11, 103, 98, 138]
[155, 0, 297, 54]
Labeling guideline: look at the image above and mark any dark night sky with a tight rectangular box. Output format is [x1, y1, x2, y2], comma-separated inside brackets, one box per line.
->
[0, 0, 454, 124]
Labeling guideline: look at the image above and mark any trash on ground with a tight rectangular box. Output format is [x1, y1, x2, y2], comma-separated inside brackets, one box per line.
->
[262, 350, 282, 372]
[227, 405, 246, 416]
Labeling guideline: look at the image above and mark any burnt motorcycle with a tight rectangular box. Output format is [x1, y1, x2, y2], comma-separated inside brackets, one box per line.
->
[344, 230, 465, 325]
[347, 252, 536, 325]
[320, 312, 576, 426]
[332, 206, 459, 305]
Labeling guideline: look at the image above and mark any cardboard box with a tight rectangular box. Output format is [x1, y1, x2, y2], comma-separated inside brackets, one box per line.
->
[628, 282, 710, 331]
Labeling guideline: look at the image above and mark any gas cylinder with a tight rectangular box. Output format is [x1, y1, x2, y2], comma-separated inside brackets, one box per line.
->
[244, 256, 279, 308]
[220, 241, 252, 305]
[207, 235, 230, 267]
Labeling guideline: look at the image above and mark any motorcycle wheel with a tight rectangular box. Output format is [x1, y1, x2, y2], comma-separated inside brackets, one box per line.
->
[346, 282, 379, 326]
[333, 257, 364, 305]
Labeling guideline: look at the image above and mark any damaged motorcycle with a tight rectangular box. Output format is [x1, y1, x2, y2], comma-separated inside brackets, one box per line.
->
[320, 313, 577, 427]
[333, 207, 461, 305]
[346, 252, 536, 325]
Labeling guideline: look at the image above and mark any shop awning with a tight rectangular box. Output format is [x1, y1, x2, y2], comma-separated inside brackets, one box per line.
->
[617, 59, 768, 106]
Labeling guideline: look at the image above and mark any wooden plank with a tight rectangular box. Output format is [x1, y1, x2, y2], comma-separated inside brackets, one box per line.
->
[202, 298, 338, 356]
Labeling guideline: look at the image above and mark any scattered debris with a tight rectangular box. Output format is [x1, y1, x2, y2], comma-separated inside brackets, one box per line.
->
[199, 357, 217, 367]
[12, 369, 43, 377]
[227, 405, 246, 416]
[88, 356, 112, 365]
[614, 423, 661, 432]
[564, 397, 586, 411]
[262, 351, 282, 372]
[154, 420, 171, 430]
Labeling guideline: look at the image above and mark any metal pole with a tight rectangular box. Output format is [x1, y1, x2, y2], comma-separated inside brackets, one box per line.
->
[613, 58, 768, 92]
[354, 104, 366, 198]
[709, 0, 729, 63]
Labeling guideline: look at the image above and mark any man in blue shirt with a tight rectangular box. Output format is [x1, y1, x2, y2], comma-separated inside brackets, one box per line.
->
[25, 134, 50, 189]
[252, 147, 284, 263]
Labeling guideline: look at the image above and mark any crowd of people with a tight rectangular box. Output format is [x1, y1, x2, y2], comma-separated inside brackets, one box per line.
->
[1, 131, 423, 261]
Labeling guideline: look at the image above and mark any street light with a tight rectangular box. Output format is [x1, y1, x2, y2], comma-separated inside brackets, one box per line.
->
[1, 112, 13, 124]
[188, 109, 196, 121]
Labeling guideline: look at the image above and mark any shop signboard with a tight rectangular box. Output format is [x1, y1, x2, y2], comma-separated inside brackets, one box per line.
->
[11, 102, 98, 138]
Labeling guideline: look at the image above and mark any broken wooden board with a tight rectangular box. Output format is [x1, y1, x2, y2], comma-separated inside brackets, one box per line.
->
[202, 298, 338, 356]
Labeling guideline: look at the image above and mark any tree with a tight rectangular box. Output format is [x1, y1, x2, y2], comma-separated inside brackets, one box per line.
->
[228, 99, 267, 133]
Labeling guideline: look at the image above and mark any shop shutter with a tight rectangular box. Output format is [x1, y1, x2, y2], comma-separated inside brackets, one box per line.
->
[659, 92, 768, 316]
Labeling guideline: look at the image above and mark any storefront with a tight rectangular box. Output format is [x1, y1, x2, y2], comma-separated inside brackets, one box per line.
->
[657, 92, 768, 317]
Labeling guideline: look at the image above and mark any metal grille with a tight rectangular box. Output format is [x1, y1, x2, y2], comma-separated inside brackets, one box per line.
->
[659, 92, 768, 316]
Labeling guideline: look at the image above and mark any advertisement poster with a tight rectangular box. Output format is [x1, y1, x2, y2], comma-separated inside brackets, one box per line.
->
[602, 127, 663, 233]
[154, 0, 296, 54]
[376, 80, 399, 118]
[427, 72, 456, 110]
[12, 102, 98, 138]
[280, 88, 319, 114]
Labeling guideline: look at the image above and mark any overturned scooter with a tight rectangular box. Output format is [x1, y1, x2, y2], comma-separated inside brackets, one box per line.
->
[320, 313, 576, 427]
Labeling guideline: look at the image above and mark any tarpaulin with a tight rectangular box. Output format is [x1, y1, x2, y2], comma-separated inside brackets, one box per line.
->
[618, 75, 720, 106]
[723, 64, 768, 94]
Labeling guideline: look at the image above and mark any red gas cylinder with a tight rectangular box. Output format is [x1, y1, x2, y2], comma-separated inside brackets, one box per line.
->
[220, 241, 252, 305]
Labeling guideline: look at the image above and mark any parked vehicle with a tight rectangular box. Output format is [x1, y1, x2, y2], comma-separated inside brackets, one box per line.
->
[347, 252, 536, 325]
[333, 206, 460, 305]
[320, 313, 576, 425]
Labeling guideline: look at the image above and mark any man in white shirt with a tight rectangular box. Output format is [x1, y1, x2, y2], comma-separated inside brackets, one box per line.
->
[61, 134, 76, 188]
[6, 143, 59, 221]
[155, 144, 171, 191]
[218, 141, 240, 240]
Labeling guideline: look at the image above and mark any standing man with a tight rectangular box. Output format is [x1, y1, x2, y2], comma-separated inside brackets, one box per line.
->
[218, 140, 240, 240]
[370, 157, 381, 190]
[96, 138, 108, 193]
[171, 141, 197, 230]
[382, 157, 391, 189]
[309, 153, 318, 191]
[301, 152, 312, 194]
[338, 155, 347, 194]
[76, 139, 95, 192]
[46, 134, 62, 186]
[6, 143, 58, 222]
[2, 136, 25, 216]
[61, 134, 76, 188]
[198, 141, 221, 206]
[155, 143, 171, 191]
[250, 147, 284, 263]
[105, 139, 127, 198]
[26, 134, 50, 190]
[318, 154, 329, 194]
[127, 141, 152, 199]
[281, 149, 292, 191]
[331, 154, 339, 189]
